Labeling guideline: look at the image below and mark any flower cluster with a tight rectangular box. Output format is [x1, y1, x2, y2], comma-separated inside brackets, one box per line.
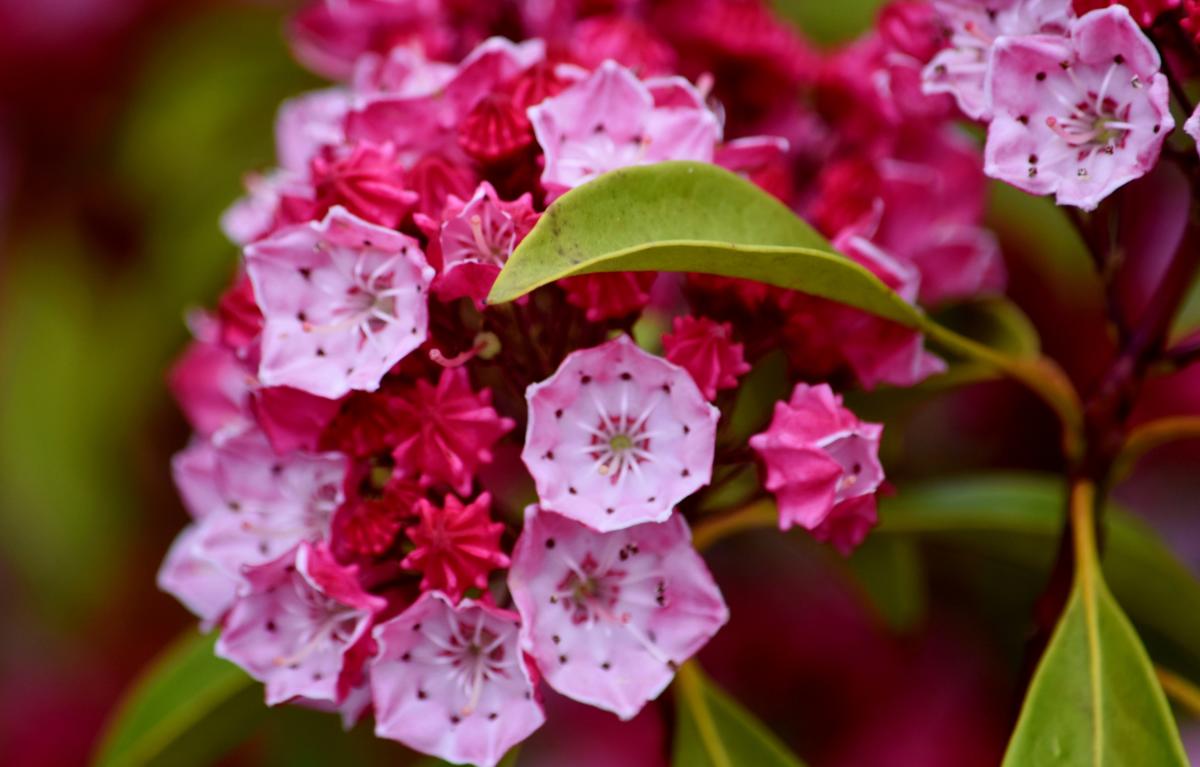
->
[923, 1, 1176, 210]
[157, 0, 1036, 763]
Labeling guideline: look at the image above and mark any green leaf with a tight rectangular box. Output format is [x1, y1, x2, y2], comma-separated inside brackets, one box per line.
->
[673, 663, 808, 767]
[1003, 574, 1187, 766]
[95, 631, 264, 767]
[490, 162, 920, 326]
[487, 162, 1083, 459]
[878, 474, 1200, 667]
[846, 537, 926, 633]
[1002, 483, 1187, 766]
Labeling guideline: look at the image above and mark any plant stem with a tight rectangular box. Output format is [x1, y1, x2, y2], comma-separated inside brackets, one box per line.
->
[692, 498, 777, 552]
[675, 662, 733, 767]
[1157, 666, 1200, 720]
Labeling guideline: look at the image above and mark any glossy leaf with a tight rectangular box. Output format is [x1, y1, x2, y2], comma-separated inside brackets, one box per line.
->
[95, 630, 263, 767]
[847, 537, 926, 633]
[1002, 483, 1187, 766]
[487, 161, 1083, 459]
[673, 663, 808, 767]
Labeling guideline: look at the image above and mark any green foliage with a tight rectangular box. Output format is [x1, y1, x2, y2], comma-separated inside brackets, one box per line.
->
[94, 631, 264, 767]
[673, 663, 808, 767]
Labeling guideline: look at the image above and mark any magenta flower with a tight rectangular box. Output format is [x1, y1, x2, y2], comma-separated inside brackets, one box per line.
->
[922, 0, 1074, 120]
[529, 60, 721, 197]
[164, 427, 346, 582]
[245, 206, 434, 399]
[429, 181, 539, 305]
[370, 593, 545, 767]
[522, 336, 720, 532]
[559, 272, 657, 323]
[749, 383, 884, 554]
[662, 316, 751, 401]
[508, 507, 728, 720]
[389, 367, 516, 496]
[310, 141, 418, 229]
[401, 493, 510, 601]
[216, 542, 385, 706]
[983, 6, 1175, 210]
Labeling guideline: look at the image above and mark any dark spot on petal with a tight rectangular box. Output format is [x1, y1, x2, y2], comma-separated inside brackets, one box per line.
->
[316, 347, 326, 357]
[488, 712, 499, 720]
[620, 372, 632, 381]
[266, 620, 277, 632]
[297, 311, 308, 322]
[401, 652, 411, 662]
[1036, 72, 1046, 81]
[559, 654, 568, 664]
[298, 267, 312, 280]
[602, 661, 612, 670]
[545, 537, 556, 549]
[581, 375, 592, 384]
[417, 689, 427, 699]
[552, 634, 561, 644]
[1114, 54, 1125, 64]
[555, 408, 564, 419]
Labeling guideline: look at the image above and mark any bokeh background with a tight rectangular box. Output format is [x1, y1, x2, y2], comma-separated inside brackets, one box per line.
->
[2, 0, 1199, 765]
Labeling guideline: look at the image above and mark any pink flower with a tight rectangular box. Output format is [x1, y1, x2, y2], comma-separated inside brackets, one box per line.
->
[157, 523, 239, 627]
[310, 142, 418, 228]
[529, 60, 721, 197]
[249, 386, 344, 455]
[173, 427, 346, 577]
[401, 493, 510, 601]
[661, 316, 751, 401]
[371, 593, 544, 767]
[457, 94, 535, 164]
[167, 319, 253, 437]
[245, 206, 434, 399]
[330, 471, 422, 560]
[508, 507, 729, 719]
[571, 15, 678, 76]
[559, 272, 657, 322]
[276, 88, 350, 173]
[922, 0, 1074, 120]
[216, 542, 385, 706]
[389, 368, 516, 496]
[522, 336, 719, 532]
[431, 181, 539, 305]
[1073, 0, 1179, 25]
[749, 383, 884, 554]
[983, 6, 1175, 210]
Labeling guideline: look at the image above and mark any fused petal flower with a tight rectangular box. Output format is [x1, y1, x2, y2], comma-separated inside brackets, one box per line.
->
[167, 322, 253, 437]
[749, 383, 884, 554]
[1186, 104, 1200, 153]
[433, 182, 539, 304]
[245, 206, 435, 399]
[559, 272, 657, 323]
[662, 316, 751, 401]
[522, 335, 719, 532]
[371, 593, 544, 767]
[529, 60, 721, 197]
[216, 542, 384, 706]
[157, 523, 239, 626]
[508, 507, 728, 719]
[174, 427, 346, 576]
[276, 87, 350, 173]
[401, 493, 510, 601]
[390, 368, 516, 496]
[249, 385, 344, 455]
[983, 6, 1174, 210]
[922, 0, 1074, 120]
[310, 142, 418, 228]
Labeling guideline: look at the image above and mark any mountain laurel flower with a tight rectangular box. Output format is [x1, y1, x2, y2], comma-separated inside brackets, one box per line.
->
[749, 383, 885, 554]
[216, 542, 385, 706]
[370, 593, 545, 767]
[1186, 105, 1200, 154]
[245, 206, 435, 399]
[529, 60, 721, 197]
[507, 507, 728, 720]
[400, 493, 510, 601]
[982, 6, 1174, 211]
[388, 367, 516, 496]
[522, 335, 720, 532]
[165, 427, 346, 580]
[922, 0, 1074, 120]
[662, 315, 752, 401]
[431, 181, 539, 305]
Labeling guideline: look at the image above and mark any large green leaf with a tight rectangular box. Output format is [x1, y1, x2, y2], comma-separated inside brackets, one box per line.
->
[95, 631, 264, 767]
[1003, 575, 1187, 766]
[1002, 484, 1187, 766]
[487, 162, 1082, 458]
[673, 663, 808, 767]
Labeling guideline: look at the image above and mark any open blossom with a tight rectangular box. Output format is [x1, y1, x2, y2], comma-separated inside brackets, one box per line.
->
[216, 542, 385, 706]
[371, 593, 544, 767]
[427, 181, 539, 304]
[389, 368, 515, 496]
[750, 383, 884, 554]
[522, 336, 720, 532]
[245, 206, 434, 399]
[662, 316, 751, 401]
[983, 6, 1174, 210]
[162, 428, 346, 583]
[922, 0, 1074, 120]
[401, 493, 510, 601]
[509, 507, 728, 720]
[529, 60, 721, 196]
